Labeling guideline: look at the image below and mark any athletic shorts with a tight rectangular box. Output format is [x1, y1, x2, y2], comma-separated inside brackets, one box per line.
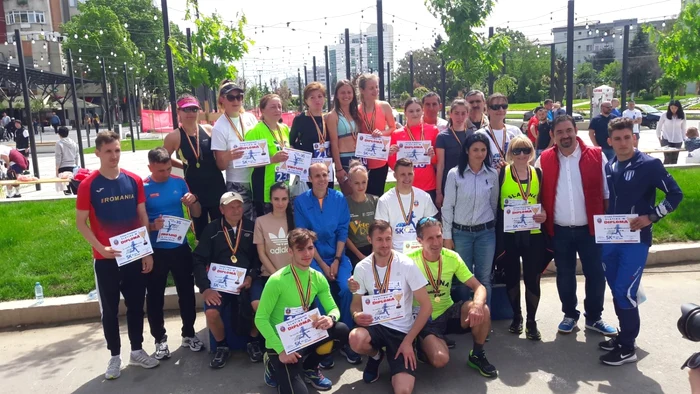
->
[250, 276, 269, 302]
[203, 291, 238, 313]
[418, 301, 467, 340]
[364, 324, 416, 377]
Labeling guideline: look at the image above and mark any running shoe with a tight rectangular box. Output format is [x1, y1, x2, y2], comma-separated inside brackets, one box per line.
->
[526, 321, 542, 341]
[154, 335, 170, 360]
[209, 346, 230, 369]
[599, 337, 637, 351]
[319, 354, 334, 370]
[340, 344, 362, 365]
[129, 349, 160, 369]
[557, 317, 577, 333]
[247, 341, 263, 363]
[181, 336, 204, 352]
[509, 316, 523, 334]
[467, 350, 498, 378]
[363, 349, 385, 383]
[600, 347, 637, 366]
[303, 367, 332, 391]
[445, 337, 456, 349]
[105, 356, 121, 380]
[586, 320, 618, 336]
[263, 352, 278, 388]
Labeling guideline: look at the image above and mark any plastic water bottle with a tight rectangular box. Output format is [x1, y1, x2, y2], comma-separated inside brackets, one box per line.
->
[34, 282, 44, 304]
[87, 289, 98, 301]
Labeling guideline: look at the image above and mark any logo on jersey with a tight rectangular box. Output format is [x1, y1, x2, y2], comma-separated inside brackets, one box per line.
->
[624, 170, 635, 181]
[268, 228, 288, 254]
[96, 188, 104, 193]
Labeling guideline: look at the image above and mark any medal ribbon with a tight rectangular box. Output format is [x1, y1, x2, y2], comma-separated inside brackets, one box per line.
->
[361, 103, 376, 134]
[372, 252, 394, 294]
[181, 127, 200, 165]
[307, 111, 327, 146]
[221, 218, 243, 261]
[225, 114, 245, 141]
[264, 121, 285, 149]
[407, 123, 425, 142]
[396, 189, 415, 225]
[486, 126, 507, 158]
[450, 128, 464, 147]
[511, 165, 532, 202]
[291, 265, 312, 311]
[421, 253, 443, 299]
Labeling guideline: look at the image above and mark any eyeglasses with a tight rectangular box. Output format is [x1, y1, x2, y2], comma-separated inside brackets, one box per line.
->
[512, 147, 532, 156]
[489, 104, 509, 111]
[682, 352, 700, 370]
[417, 216, 438, 226]
[179, 107, 199, 113]
[225, 94, 244, 102]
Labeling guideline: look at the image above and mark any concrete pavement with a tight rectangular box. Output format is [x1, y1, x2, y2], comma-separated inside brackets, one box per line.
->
[1, 265, 697, 394]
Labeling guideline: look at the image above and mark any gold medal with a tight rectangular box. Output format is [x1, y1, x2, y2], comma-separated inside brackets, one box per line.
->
[222, 218, 243, 264]
[372, 252, 394, 294]
[421, 252, 443, 305]
[308, 111, 327, 154]
[435, 296, 441, 303]
[196, 162, 201, 168]
[230, 255, 237, 263]
[291, 265, 312, 312]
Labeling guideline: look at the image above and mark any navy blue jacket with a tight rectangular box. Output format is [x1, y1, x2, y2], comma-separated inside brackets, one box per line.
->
[605, 150, 683, 246]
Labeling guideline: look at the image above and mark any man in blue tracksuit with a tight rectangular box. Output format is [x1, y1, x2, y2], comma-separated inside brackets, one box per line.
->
[293, 162, 362, 365]
[599, 118, 683, 366]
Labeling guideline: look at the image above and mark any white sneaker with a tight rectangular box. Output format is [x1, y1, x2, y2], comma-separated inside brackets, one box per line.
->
[129, 349, 160, 369]
[105, 356, 121, 380]
[154, 337, 171, 360]
[182, 336, 204, 352]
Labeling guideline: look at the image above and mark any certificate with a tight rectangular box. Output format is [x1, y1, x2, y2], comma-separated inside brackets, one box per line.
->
[232, 140, 271, 168]
[305, 157, 333, 182]
[355, 135, 391, 161]
[403, 240, 422, 254]
[275, 308, 329, 354]
[207, 263, 247, 294]
[396, 140, 432, 165]
[594, 214, 640, 244]
[279, 148, 313, 179]
[109, 226, 154, 266]
[156, 215, 191, 244]
[362, 292, 405, 325]
[503, 204, 542, 232]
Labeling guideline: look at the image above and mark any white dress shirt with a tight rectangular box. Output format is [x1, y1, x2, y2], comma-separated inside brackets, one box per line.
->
[656, 115, 686, 144]
[536, 144, 609, 227]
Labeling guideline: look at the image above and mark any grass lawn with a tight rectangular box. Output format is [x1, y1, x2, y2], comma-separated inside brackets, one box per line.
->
[83, 139, 164, 154]
[0, 167, 697, 301]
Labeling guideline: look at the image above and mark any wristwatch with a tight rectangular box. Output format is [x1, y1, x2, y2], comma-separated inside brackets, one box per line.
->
[334, 255, 341, 262]
[649, 212, 660, 223]
[330, 315, 337, 323]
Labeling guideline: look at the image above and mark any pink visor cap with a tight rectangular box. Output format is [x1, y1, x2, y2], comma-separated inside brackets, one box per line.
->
[177, 96, 201, 110]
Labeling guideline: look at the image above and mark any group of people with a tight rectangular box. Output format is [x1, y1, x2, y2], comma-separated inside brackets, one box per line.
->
[75, 75, 684, 394]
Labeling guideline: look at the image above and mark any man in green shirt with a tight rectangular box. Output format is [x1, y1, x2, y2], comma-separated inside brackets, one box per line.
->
[255, 228, 350, 393]
[409, 217, 497, 378]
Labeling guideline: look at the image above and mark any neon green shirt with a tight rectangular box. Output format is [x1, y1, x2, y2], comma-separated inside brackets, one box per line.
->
[407, 247, 473, 320]
[244, 121, 291, 203]
[254, 264, 339, 354]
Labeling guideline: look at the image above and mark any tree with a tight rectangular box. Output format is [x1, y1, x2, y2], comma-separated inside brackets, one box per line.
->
[413, 86, 430, 100]
[399, 91, 411, 105]
[600, 61, 622, 87]
[575, 63, 600, 94]
[551, 56, 567, 102]
[391, 48, 465, 104]
[646, 3, 700, 89]
[494, 75, 517, 97]
[656, 74, 684, 99]
[499, 29, 550, 102]
[586, 47, 616, 72]
[628, 28, 662, 94]
[276, 81, 293, 111]
[425, 0, 509, 87]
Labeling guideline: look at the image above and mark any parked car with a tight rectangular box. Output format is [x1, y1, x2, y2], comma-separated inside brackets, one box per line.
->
[636, 104, 662, 130]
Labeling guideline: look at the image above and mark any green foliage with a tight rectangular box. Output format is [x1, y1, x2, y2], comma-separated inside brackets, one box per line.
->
[638, 89, 655, 101]
[494, 74, 517, 97]
[628, 28, 662, 94]
[399, 91, 411, 104]
[412, 86, 430, 100]
[425, 0, 509, 87]
[656, 75, 684, 99]
[574, 62, 599, 90]
[600, 61, 622, 87]
[498, 29, 550, 102]
[646, 3, 700, 85]
[276, 81, 293, 111]
[586, 47, 616, 72]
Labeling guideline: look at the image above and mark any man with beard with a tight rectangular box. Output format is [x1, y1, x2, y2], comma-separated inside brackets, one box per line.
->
[589, 101, 618, 160]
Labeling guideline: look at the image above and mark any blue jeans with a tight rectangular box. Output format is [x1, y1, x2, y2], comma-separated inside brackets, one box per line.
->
[552, 225, 606, 323]
[602, 243, 650, 349]
[311, 256, 354, 329]
[452, 227, 496, 306]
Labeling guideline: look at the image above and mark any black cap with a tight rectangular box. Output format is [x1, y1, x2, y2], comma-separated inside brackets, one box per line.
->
[219, 82, 244, 96]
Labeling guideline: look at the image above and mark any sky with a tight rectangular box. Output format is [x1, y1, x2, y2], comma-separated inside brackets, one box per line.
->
[165, 0, 683, 85]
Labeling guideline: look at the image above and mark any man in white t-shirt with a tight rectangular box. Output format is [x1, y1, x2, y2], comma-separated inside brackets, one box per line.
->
[422, 93, 449, 132]
[621, 100, 643, 148]
[475, 93, 522, 168]
[375, 158, 438, 251]
[349, 219, 432, 394]
[211, 81, 259, 221]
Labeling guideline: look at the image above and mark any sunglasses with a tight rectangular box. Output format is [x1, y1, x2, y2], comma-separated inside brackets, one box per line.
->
[512, 147, 532, 156]
[489, 104, 509, 111]
[225, 93, 244, 102]
[682, 352, 700, 370]
[417, 216, 438, 226]
[179, 107, 199, 113]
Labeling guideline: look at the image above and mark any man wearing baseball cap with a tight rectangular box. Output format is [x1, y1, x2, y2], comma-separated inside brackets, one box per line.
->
[192, 191, 262, 368]
[211, 80, 259, 221]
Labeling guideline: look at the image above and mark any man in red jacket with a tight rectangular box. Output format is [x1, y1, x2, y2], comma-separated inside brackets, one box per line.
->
[536, 115, 617, 336]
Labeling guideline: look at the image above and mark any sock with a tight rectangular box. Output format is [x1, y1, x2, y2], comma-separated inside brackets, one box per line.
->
[473, 342, 484, 356]
[371, 351, 381, 360]
[130, 348, 142, 354]
[217, 339, 227, 348]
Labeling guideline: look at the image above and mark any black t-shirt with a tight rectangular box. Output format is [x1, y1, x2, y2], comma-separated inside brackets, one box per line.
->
[536, 121, 552, 150]
[178, 126, 226, 207]
[436, 128, 471, 191]
[290, 113, 329, 157]
[589, 114, 617, 150]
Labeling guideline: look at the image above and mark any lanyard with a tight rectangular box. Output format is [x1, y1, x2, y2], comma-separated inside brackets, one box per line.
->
[290, 265, 312, 311]
[263, 120, 285, 149]
[450, 127, 464, 147]
[486, 126, 507, 158]
[221, 218, 243, 264]
[307, 111, 327, 147]
[372, 252, 394, 294]
[511, 165, 532, 201]
[225, 114, 246, 141]
[396, 189, 415, 225]
[181, 127, 200, 168]
[421, 253, 443, 302]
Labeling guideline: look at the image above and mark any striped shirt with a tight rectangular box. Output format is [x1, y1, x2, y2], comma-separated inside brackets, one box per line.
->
[441, 164, 499, 239]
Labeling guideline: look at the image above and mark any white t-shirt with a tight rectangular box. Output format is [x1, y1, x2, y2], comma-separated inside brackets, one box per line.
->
[353, 251, 428, 334]
[211, 112, 258, 183]
[475, 125, 522, 167]
[622, 109, 642, 134]
[435, 117, 449, 132]
[375, 187, 438, 251]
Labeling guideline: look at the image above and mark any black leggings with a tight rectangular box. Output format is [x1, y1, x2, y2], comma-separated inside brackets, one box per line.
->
[267, 322, 349, 394]
[192, 204, 222, 240]
[503, 233, 544, 322]
[366, 164, 389, 197]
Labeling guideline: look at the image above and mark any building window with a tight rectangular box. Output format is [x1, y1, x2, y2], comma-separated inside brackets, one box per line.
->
[586, 45, 593, 51]
[578, 31, 582, 35]
[5, 11, 46, 25]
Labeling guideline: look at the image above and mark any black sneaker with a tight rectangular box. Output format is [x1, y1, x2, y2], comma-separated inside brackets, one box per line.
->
[509, 316, 523, 334]
[445, 337, 456, 349]
[467, 350, 498, 378]
[247, 341, 263, 363]
[209, 346, 230, 369]
[600, 347, 637, 366]
[525, 321, 541, 341]
[362, 349, 384, 383]
[598, 337, 619, 352]
[340, 344, 362, 365]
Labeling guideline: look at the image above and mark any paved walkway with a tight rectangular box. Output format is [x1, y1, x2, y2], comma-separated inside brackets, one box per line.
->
[0, 265, 696, 393]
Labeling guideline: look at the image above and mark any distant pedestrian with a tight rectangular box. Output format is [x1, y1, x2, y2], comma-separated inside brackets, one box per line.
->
[610, 99, 622, 117]
[621, 100, 642, 148]
[55, 126, 79, 194]
[50, 112, 60, 134]
[588, 101, 618, 160]
[656, 100, 686, 165]
[684, 127, 700, 163]
[93, 113, 100, 132]
[13, 120, 29, 157]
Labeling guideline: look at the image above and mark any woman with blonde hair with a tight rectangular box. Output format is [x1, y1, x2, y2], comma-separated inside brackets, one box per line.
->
[344, 160, 378, 267]
[495, 135, 548, 341]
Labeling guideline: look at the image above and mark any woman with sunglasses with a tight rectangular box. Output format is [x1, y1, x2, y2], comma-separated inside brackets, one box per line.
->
[211, 80, 259, 221]
[496, 136, 547, 340]
[327, 80, 363, 195]
[164, 94, 227, 239]
[476, 93, 522, 169]
[387, 97, 438, 199]
[435, 98, 471, 208]
[442, 133, 498, 307]
[656, 99, 686, 164]
[245, 94, 290, 217]
[357, 74, 396, 197]
[290, 82, 334, 189]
